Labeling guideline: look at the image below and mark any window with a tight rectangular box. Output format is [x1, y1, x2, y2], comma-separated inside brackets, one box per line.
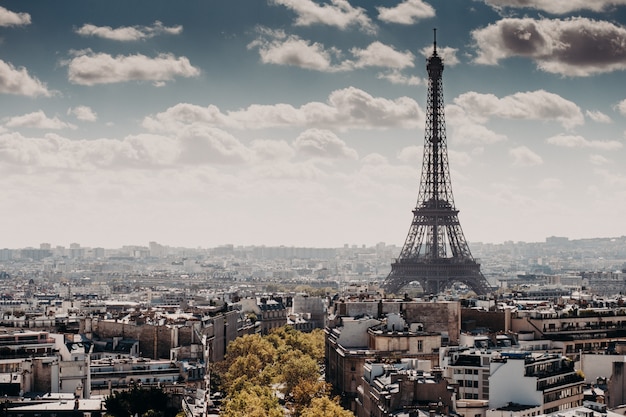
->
[418, 340, 423, 352]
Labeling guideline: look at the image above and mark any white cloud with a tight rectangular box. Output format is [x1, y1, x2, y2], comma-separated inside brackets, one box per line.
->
[472, 17, 626, 77]
[65, 51, 200, 86]
[143, 87, 423, 131]
[75, 21, 182, 41]
[250, 139, 295, 161]
[248, 30, 340, 72]
[377, 0, 435, 25]
[397, 145, 422, 163]
[509, 146, 543, 166]
[361, 153, 388, 165]
[452, 122, 507, 145]
[448, 149, 473, 167]
[0, 127, 254, 171]
[445, 104, 508, 145]
[617, 99, 626, 116]
[68, 106, 98, 122]
[0, 132, 158, 170]
[0, 5, 30, 27]
[546, 134, 623, 150]
[420, 46, 460, 67]
[594, 168, 626, 187]
[377, 69, 422, 85]
[5, 111, 76, 130]
[249, 30, 415, 74]
[270, 0, 376, 33]
[585, 110, 611, 124]
[589, 154, 610, 165]
[453, 90, 584, 129]
[349, 42, 415, 69]
[176, 126, 253, 165]
[482, 0, 626, 14]
[0, 60, 52, 97]
[294, 129, 358, 159]
[356, 152, 419, 184]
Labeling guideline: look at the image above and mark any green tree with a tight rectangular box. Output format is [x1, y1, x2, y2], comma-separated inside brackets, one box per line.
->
[221, 385, 283, 417]
[268, 326, 324, 363]
[299, 397, 356, 417]
[224, 334, 276, 369]
[279, 352, 319, 397]
[223, 354, 275, 394]
[291, 379, 331, 416]
[215, 326, 352, 417]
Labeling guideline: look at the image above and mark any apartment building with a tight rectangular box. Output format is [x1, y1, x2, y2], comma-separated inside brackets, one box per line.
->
[326, 312, 442, 412]
[0, 331, 89, 398]
[357, 360, 453, 417]
[489, 352, 584, 414]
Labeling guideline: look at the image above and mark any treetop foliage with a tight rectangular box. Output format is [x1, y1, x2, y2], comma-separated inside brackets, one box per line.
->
[217, 326, 354, 417]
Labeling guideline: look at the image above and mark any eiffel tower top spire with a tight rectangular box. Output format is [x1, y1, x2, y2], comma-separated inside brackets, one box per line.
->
[381, 30, 491, 296]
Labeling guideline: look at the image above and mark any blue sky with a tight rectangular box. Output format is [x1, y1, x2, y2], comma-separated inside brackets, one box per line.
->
[1, 0, 626, 249]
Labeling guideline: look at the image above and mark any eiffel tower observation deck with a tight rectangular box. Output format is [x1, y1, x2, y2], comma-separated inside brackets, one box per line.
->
[382, 31, 491, 296]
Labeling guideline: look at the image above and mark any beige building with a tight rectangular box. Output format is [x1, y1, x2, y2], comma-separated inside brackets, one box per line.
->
[357, 360, 453, 417]
[326, 312, 442, 412]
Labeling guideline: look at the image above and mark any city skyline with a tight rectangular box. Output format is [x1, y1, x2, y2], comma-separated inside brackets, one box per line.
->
[1, 1, 625, 249]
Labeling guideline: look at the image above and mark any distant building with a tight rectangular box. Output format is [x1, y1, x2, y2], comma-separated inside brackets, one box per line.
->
[291, 293, 326, 330]
[237, 296, 287, 335]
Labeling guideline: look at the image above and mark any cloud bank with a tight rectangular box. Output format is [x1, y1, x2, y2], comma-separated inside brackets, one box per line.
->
[472, 17, 626, 76]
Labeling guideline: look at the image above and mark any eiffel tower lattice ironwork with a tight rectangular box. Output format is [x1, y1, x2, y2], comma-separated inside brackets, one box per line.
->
[382, 31, 491, 296]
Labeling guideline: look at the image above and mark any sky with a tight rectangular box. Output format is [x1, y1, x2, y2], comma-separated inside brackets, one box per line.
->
[1, 0, 626, 249]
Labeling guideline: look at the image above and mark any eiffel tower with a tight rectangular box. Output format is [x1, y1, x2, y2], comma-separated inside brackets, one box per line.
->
[382, 30, 491, 296]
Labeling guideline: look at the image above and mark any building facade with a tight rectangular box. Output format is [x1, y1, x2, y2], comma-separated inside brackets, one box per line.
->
[489, 352, 584, 414]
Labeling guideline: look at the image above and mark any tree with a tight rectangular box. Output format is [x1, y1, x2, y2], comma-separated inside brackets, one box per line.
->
[291, 379, 331, 417]
[215, 326, 352, 417]
[224, 334, 276, 369]
[221, 385, 283, 417]
[267, 326, 324, 363]
[104, 387, 175, 417]
[223, 354, 274, 394]
[220, 334, 277, 394]
[279, 352, 319, 397]
[299, 397, 356, 417]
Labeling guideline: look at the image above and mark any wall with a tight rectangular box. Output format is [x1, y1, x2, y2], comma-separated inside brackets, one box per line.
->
[91, 320, 175, 359]
[608, 361, 626, 408]
[461, 310, 506, 333]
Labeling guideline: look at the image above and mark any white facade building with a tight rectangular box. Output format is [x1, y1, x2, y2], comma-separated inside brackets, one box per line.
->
[489, 352, 584, 414]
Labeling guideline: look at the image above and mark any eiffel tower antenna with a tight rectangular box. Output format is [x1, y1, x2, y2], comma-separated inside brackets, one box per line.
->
[382, 31, 491, 296]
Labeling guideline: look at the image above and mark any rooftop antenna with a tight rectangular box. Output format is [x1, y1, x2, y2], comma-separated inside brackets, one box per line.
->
[433, 28, 437, 55]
